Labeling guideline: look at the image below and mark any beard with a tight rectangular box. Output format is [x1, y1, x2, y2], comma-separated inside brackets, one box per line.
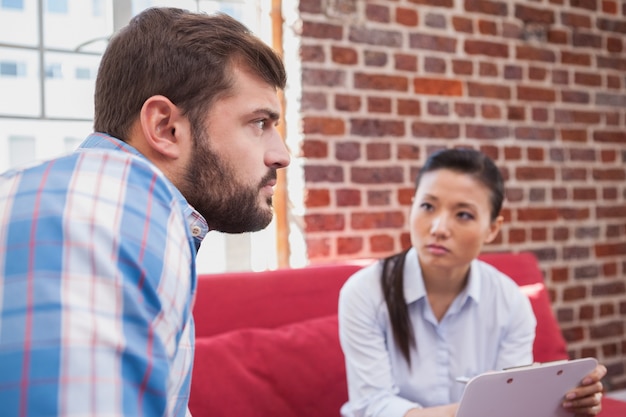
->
[180, 128, 276, 233]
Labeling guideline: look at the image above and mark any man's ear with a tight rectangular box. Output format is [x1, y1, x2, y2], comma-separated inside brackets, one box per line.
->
[484, 215, 504, 244]
[139, 95, 189, 160]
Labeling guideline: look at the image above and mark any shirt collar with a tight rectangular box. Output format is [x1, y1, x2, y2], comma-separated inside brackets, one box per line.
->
[78, 132, 209, 251]
[402, 247, 482, 306]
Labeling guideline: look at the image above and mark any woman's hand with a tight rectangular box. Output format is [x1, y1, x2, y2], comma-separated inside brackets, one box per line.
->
[562, 363, 607, 416]
[404, 404, 458, 417]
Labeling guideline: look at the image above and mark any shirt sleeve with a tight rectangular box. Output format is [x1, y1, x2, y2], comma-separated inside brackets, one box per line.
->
[338, 263, 420, 417]
[494, 279, 537, 371]
[0, 152, 195, 416]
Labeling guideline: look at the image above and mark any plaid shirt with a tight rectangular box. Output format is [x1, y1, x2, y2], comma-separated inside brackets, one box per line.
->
[0, 133, 208, 416]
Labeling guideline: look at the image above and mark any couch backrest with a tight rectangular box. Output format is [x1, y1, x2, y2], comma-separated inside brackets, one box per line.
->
[193, 251, 568, 361]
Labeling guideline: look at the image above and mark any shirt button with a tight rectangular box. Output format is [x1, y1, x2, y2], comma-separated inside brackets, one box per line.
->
[191, 225, 202, 237]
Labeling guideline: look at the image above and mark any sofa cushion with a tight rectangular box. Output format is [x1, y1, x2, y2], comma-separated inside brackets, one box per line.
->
[189, 314, 347, 417]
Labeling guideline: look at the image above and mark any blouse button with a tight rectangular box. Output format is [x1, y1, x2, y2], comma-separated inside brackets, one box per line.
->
[191, 225, 202, 237]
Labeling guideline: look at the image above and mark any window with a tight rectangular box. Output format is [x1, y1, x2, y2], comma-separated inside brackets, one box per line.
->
[92, 0, 104, 17]
[47, 0, 68, 13]
[45, 63, 63, 79]
[9, 135, 36, 168]
[75, 67, 93, 79]
[1, 0, 23, 9]
[0, 61, 25, 77]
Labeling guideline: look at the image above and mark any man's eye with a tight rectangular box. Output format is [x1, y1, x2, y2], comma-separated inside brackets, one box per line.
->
[254, 120, 267, 130]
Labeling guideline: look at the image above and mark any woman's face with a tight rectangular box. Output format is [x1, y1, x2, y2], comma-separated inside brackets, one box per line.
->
[409, 169, 503, 277]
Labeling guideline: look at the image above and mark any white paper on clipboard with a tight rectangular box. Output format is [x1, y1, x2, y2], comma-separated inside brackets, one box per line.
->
[455, 357, 598, 417]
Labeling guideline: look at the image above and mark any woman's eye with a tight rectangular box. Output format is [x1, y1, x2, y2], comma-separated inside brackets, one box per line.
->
[457, 212, 475, 220]
[419, 202, 433, 211]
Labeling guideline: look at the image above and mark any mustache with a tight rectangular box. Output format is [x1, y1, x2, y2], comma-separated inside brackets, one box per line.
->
[259, 169, 277, 188]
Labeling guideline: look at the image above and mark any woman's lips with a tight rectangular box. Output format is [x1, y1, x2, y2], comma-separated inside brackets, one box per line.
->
[426, 244, 450, 255]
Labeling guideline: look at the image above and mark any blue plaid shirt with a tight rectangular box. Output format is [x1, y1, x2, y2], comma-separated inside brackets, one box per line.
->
[0, 132, 208, 416]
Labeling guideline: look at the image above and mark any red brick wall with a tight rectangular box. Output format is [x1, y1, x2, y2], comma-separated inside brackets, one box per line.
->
[295, 0, 626, 391]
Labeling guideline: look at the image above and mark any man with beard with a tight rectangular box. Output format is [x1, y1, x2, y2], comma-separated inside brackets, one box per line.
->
[0, 8, 289, 417]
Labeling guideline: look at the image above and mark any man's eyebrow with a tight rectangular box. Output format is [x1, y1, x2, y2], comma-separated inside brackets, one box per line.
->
[252, 108, 280, 121]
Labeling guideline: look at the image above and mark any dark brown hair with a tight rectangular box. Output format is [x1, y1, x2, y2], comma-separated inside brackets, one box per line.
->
[94, 7, 286, 140]
[381, 148, 505, 366]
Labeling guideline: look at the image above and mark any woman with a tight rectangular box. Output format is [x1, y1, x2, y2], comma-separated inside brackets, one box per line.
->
[338, 148, 606, 417]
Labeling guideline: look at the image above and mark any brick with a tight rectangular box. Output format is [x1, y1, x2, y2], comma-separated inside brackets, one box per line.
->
[532, 107, 549, 122]
[597, 17, 626, 33]
[573, 32, 603, 49]
[504, 146, 522, 159]
[366, 143, 391, 160]
[414, 77, 463, 96]
[607, 37, 623, 53]
[550, 148, 566, 162]
[601, 149, 617, 162]
[579, 305, 595, 320]
[456, 102, 476, 117]
[428, 101, 449, 116]
[553, 227, 570, 241]
[561, 51, 592, 67]
[397, 187, 415, 204]
[453, 16, 473, 33]
[335, 94, 361, 112]
[574, 71, 602, 86]
[349, 27, 403, 47]
[302, 21, 343, 40]
[504, 65, 523, 80]
[606, 75, 621, 89]
[561, 129, 587, 143]
[596, 92, 626, 107]
[570, 0, 598, 12]
[351, 167, 404, 184]
[515, 127, 556, 141]
[396, 7, 419, 26]
[503, 22, 522, 39]
[481, 104, 501, 119]
[412, 122, 460, 139]
[590, 321, 625, 339]
[517, 207, 559, 221]
[468, 82, 511, 99]
[351, 211, 406, 229]
[453, 59, 473, 75]
[516, 45, 556, 62]
[561, 12, 592, 28]
[398, 144, 420, 160]
[563, 285, 587, 301]
[304, 213, 345, 232]
[507, 106, 525, 121]
[564, 245, 591, 260]
[398, 99, 421, 116]
[518, 86, 556, 102]
[465, 40, 509, 57]
[367, 96, 392, 113]
[301, 139, 328, 158]
[531, 227, 547, 241]
[597, 56, 626, 71]
[479, 61, 498, 76]
[555, 109, 601, 124]
[301, 92, 327, 111]
[301, 45, 325, 62]
[367, 189, 392, 206]
[593, 169, 626, 181]
[303, 117, 345, 135]
[424, 57, 446, 73]
[596, 204, 626, 218]
[409, 33, 457, 53]
[516, 166, 556, 181]
[558, 308, 574, 322]
[366, 3, 390, 23]
[355, 73, 409, 91]
[306, 237, 331, 259]
[336, 142, 360, 161]
[331, 46, 358, 65]
[593, 130, 626, 143]
[562, 326, 585, 342]
[602, 0, 618, 14]
[573, 187, 598, 200]
[408, 0, 453, 7]
[350, 119, 405, 137]
[465, 0, 508, 16]
[548, 28, 568, 44]
[305, 189, 330, 207]
[478, 19, 498, 35]
[529, 66, 547, 80]
[304, 165, 344, 182]
[561, 168, 588, 181]
[594, 242, 626, 258]
[337, 236, 363, 255]
[559, 208, 591, 220]
[302, 68, 345, 87]
[395, 53, 418, 71]
[562, 90, 590, 104]
[336, 188, 361, 207]
[425, 13, 447, 28]
[299, 0, 323, 14]
[515, 4, 555, 24]
[508, 228, 526, 243]
[370, 234, 395, 252]
[365, 51, 388, 67]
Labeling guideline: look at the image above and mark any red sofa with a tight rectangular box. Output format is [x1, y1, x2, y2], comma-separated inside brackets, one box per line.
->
[189, 252, 626, 417]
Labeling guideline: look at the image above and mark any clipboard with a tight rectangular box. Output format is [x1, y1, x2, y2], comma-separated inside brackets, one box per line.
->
[455, 357, 598, 417]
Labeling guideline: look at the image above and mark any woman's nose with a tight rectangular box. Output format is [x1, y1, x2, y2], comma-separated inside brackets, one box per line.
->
[430, 216, 450, 237]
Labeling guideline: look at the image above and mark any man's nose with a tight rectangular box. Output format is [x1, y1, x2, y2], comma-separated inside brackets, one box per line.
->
[266, 132, 290, 169]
